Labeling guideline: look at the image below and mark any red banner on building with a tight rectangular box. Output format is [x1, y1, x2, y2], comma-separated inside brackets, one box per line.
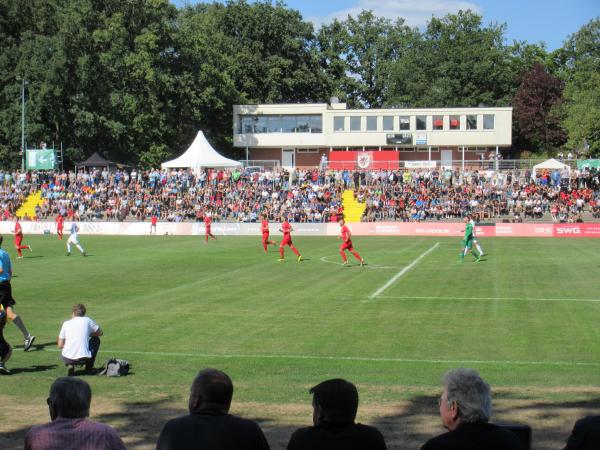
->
[328, 151, 399, 170]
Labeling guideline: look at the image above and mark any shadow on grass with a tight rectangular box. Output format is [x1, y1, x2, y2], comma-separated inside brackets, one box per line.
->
[14, 341, 57, 351]
[7, 364, 57, 374]
[1, 393, 600, 450]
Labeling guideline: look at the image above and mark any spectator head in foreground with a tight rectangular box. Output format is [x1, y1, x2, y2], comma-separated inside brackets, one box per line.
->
[439, 367, 491, 431]
[156, 368, 270, 450]
[48, 376, 91, 419]
[311, 378, 358, 425]
[287, 378, 386, 450]
[564, 415, 600, 450]
[25, 377, 126, 450]
[421, 368, 524, 450]
[188, 368, 234, 413]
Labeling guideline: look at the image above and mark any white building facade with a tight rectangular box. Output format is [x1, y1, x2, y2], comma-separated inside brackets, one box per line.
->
[233, 103, 512, 169]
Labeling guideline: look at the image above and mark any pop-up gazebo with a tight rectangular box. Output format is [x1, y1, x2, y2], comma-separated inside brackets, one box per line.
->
[532, 158, 571, 174]
[162, 131, 241, 169]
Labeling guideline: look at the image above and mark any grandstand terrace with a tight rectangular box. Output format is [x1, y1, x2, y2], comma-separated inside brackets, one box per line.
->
[2, 166, 599, 224]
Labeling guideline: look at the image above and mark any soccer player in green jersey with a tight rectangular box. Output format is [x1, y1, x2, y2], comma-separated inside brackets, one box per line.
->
[460, 216, 480, 262]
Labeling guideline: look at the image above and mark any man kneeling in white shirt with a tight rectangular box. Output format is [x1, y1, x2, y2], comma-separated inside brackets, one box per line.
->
[58, 304, 103, 376]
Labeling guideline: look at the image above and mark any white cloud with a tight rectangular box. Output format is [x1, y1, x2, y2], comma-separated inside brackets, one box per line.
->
[308, 0, 482, 29]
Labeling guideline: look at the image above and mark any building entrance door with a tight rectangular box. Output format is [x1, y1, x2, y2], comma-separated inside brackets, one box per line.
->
[441, 149, 453, 169]
[282, 148, 295, 168]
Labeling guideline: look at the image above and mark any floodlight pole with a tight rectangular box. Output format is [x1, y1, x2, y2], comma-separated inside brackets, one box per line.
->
[20, 78, 26, 172]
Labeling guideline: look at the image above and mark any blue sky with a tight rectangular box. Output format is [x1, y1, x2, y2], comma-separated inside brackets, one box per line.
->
[172, 0, 599, 50]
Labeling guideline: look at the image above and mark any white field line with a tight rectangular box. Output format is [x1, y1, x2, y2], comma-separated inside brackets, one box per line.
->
[45, 348, 600, 367]
[377, 296, 600, 303]
[369, 243, 440, 299]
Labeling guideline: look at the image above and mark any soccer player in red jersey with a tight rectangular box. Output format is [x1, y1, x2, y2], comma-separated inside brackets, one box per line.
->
[150, 214, 158, 235]
[260, 215, 277, 252]
[13, 217, 32, 259]
[278, 218, 302, 262]
[204, 213, 216, 243]
[338, 218, 364, 266]
[55, 214, 64, 240]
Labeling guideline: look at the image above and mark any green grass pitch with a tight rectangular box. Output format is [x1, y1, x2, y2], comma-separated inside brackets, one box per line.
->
[2, 234, 600, 447]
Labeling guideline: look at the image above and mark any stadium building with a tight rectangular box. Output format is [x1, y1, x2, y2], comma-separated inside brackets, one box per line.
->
[233, 101, 512, 170]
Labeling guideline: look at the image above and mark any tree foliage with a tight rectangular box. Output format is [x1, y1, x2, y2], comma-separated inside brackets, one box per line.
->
[0, 2, 597, 166]
[513, 63, 566, 151]
[559, 18, 600, 156]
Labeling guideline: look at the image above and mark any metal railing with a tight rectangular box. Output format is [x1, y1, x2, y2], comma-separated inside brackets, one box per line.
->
[239, 160, 281, 169]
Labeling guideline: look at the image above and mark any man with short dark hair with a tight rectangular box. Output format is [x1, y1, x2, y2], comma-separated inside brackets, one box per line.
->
[421, 368, 523, 450]
[287, 378, 386, 450]
[58, 304, 102, 376]
[564, 415, 600, 450]
[156, 368, 270, 450]
[24, 377, 126, 450]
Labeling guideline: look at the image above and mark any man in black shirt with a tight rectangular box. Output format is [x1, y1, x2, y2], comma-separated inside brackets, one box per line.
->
[156, 368, 269, 450]
[287, 378, 386, 450]
[564, 415, 600, 450]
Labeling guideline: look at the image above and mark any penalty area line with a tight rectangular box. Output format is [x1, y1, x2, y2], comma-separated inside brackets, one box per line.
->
[376, 296, 600, 303]
[44, 348, 600, 367]
[368, 242, 440, 299]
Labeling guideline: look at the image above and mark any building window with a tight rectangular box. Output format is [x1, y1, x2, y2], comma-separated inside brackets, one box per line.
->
[416, 115, 427, 131]
[450, 115, 460, 130]
[334, 116, 346, 131]
[350, 116, 361, 131]
[240, 116, 255, 133]
[399, 116, 410, 130]
[483, 114, 494, 130]
[308, 116, 322, 133]
[239, 114, 322, 133]
[254, 116, 268, 133]
[296, 116, 310, 133]
[267, 116, 282, 133]
[282, 116, 297, 133]
[433, 115, 443, 130]
[467, 115, 477, 130]
[366, 116, 377, 131]
[383, 116, 394, 131]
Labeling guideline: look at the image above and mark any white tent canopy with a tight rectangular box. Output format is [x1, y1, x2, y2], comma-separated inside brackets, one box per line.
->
[532, 158, 571, 173]
[161, 131, 242, 169]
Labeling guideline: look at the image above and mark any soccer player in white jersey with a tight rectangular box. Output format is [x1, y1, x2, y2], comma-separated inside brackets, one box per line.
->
[470, 218, 485, 257]
[67, 222, 86, 257]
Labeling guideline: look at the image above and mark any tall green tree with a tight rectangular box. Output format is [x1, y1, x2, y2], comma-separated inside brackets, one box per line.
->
[558, 18, 600, 156]
[175, 0, 329, 157]
[416, 10, 513, 107]
[317, 11, 416, 107]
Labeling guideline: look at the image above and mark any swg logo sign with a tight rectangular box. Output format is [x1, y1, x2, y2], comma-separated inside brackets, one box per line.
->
[556, 226, 581, 235]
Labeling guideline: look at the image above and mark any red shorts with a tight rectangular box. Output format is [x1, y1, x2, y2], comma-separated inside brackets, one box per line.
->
[281, 236, 292, 246]
[340, 241, 354, 251]
[15, 236, 22, 246]
[205, 227, 211, 234]
[262, 232, 270, 242]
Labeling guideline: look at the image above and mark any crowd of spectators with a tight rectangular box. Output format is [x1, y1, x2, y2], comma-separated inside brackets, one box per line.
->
[22, 368, 599, 450]
[357, 166, 600, 223]
[0, 165, 598, 224]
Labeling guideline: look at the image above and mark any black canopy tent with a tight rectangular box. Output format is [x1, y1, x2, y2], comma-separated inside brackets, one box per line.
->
[74, 152, 131, 172]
